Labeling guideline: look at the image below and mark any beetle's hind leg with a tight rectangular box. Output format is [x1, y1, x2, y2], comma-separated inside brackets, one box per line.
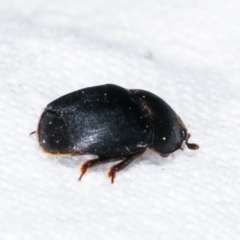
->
[108, 149, 146, 184]
[29, 131, 36, 136]
[78, 156, 123, 181]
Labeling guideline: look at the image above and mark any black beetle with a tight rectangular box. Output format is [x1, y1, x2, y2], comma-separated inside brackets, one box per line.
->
[33, 84, 199, 183]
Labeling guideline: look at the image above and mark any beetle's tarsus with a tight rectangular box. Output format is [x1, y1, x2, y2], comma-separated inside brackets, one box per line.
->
[78, 172, 85, 181]
[78, 163, 89, 181]
[78, 159, 98, 181]
[108, 170, 116, 184]
[186, 133, 199, 150]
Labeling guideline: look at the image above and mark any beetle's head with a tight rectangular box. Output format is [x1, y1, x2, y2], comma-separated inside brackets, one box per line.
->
[37, 109, 74, 154]
[151, 115, 199, 154]
[177, 115, 199, 150]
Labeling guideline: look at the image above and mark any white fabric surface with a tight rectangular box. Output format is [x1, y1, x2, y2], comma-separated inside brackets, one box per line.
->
[0, 0, 240, 239]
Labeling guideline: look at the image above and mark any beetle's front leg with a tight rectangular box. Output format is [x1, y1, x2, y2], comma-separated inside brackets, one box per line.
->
[108, 149, 146, 183]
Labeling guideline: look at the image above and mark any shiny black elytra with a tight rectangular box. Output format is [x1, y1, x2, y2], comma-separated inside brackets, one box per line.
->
[33, 84, 199, 183]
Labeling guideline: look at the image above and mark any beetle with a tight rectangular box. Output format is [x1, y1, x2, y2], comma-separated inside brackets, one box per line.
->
[32, 84, 199, 183]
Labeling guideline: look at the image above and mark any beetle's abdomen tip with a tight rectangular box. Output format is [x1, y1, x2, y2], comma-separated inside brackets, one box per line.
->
[38, 110, 74, 154]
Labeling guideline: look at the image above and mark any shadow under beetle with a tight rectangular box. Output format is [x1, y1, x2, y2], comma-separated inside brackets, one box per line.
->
[32, 84, 199, 183]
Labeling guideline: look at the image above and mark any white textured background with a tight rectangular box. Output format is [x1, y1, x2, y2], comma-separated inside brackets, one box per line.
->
[0, 0, 240, 239]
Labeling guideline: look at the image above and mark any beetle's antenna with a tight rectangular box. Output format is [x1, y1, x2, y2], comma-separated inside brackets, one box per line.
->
[186, 133, 199, 150]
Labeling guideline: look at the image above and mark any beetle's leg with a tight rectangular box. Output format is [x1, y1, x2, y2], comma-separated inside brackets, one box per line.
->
[185, 133, 199, 150]
[78, 156, 122, 181]
[108, 149, 146, 184]
[29, 131, 36, 136]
